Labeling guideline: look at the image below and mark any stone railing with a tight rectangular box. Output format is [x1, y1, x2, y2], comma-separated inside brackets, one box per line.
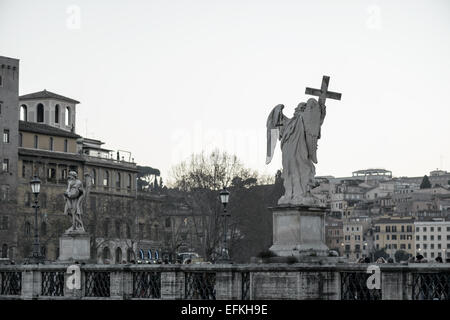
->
[0, 263, 449, 300]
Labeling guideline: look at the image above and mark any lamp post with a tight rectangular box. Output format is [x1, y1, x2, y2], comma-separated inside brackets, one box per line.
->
[219, 187, 230, 263]
[30, 176, 42, 263]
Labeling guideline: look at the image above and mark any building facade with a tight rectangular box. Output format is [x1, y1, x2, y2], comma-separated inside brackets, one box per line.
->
[373, 216, 415, 261]
[415, 219, 450, 261]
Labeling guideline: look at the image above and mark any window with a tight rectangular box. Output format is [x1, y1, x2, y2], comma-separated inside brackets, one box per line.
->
[1, 244, 7, 258]
[431, 227, 434, 232]
[49, 137, 54, 151]
[34, 135, 38, 148]
[64, 139, 68, 152]
[61, 168, 67, 180]
[423, 227, 427, 232]
[47, 167, 56, 180]
[19, 133, 22, 147]
[37, 103, 44, 122]
[25, 222, 31, 236]
[103, 171, 109, 186]
[407, 226, 412, 232]
[126, 224, 131, 238]
[423, 235, 427, 241]
[0, 216, 9, 230]
[115, 220, 121, 237]
[102, 247, 110, 261]
[92, 169, 96, 185]
[165, 218, 171, 228]
[20, 105, 27, 121]
[392, 226, 397, 232]
[54, 104, 60, 123]
[392, 234, 397, 240]
[41, 222, 47, 236]
[104, 219, 110, 237]
[2, 159, 9, 172]
[3, 129, 9, 143]
[386, 226, 391, 232]
[416, 227, 420, 232]
[431, 235, 434, 241]
[65, 107, 70, 126]
[116, 173, 121, 189]
[0, 75, 2, 87]
[127, 174, 132, 190]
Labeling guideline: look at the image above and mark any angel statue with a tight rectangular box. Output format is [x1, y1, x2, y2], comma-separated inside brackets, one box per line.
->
[63, 171, 92, 233]
[266, 98, 326, 206]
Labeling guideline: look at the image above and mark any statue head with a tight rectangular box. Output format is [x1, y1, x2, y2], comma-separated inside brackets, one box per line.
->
[294, 102, 307, 115]
[68, 171, 78, 180]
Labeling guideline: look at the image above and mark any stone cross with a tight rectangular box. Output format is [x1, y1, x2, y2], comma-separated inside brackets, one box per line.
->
[305, 75, 342, 106]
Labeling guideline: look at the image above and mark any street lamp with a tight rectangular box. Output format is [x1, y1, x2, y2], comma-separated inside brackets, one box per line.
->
[30, 176, 43, 263]
[219, 187, 230, 263]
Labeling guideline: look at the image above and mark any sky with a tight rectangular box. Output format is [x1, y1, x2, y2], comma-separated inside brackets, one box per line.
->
[1, 0, 450, 183]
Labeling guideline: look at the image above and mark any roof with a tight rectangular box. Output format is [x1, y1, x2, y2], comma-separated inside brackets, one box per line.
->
[374, 217, 415, 224]
[352, 168, 392, 176]
[19, 89, 80, 104]
[19, 121, 81, 138]
[19, 148, 84, 162]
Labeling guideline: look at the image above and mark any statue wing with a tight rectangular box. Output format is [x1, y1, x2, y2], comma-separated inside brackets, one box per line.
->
[266, 104, 286, 164]
[302, 98, 323, 164]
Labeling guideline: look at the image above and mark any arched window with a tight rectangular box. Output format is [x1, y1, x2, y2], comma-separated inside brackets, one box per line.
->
[37, 103, 44, 122]
[116, 173, 121, 189]
[127, 248, 134, 262]
[65, 106, 70, 126]
[1, 244, 7, 258]
[103, 171, 109, 186]
[102, 247, 110, 263]
[115, 247, 122, 264]
[20, 105, 27, 121]
[54, 104, 60, 123]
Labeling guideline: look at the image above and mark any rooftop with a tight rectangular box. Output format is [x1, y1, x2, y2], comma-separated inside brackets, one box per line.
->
[19, 89, 80, 104]
[19, 121, 81, 138]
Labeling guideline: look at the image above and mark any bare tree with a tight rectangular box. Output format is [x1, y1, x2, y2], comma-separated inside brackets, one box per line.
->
[168, 150, 261, 261]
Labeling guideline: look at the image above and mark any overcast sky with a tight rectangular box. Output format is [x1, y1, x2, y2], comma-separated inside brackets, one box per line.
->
[1, 0, 450, 182]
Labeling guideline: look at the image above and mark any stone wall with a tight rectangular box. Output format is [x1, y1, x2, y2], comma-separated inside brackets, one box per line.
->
[0, 263, 449, 300]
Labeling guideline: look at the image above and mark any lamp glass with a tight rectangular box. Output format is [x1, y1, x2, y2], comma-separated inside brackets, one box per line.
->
[30, 176, 41, 194]
[220, 188, 229, 205]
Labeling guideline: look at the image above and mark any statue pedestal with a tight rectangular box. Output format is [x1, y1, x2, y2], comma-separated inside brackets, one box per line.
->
[269, 205, 329, 258]
[58, 231, 91, 262]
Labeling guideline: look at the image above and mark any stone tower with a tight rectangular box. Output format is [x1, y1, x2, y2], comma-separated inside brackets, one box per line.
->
[0, 56, 20, 259]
